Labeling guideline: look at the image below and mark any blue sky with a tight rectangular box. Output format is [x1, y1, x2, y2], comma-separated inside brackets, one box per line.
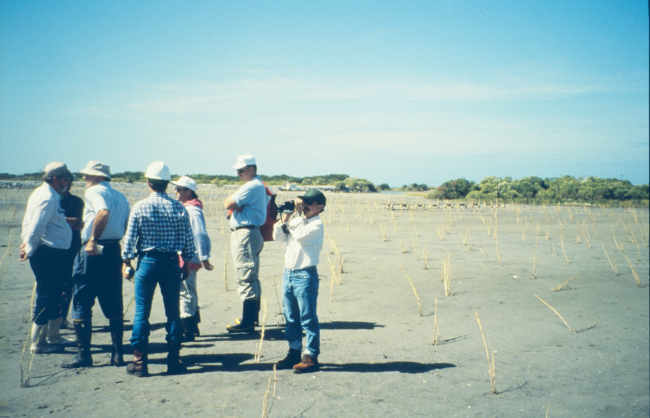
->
[1, 1, 648, 187]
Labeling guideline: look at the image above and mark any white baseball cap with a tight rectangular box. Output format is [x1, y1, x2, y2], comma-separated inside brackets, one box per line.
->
[145, 161, 171, 181]
[232, 154, 256, 170]
[171, 176, 197, 192]
[80, 160, 111, 179]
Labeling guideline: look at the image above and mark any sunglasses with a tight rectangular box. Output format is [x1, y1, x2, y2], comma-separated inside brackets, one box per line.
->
[175, 187, 189, 192]
[236, 168, 246, 174]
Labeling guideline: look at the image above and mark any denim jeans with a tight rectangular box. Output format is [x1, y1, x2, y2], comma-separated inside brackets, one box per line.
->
[283, 266, 320, 358]
[129, 251, 183, 352]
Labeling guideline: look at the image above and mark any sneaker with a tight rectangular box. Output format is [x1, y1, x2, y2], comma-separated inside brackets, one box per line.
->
[292, 355, 319, 374]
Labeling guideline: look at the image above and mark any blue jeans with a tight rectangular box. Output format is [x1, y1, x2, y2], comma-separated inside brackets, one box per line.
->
[283, 266, 320, 358]
[129, 251, 183, 352]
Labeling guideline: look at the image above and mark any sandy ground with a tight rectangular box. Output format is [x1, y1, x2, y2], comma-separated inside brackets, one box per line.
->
[0, 186, 648, 418]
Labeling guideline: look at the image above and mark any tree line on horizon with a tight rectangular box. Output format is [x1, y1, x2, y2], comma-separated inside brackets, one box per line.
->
[1, 171, 647, 203]
[427, 175, 649, 204]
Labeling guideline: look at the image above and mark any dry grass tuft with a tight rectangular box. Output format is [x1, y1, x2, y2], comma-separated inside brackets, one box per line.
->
[534, 294, 596, 333]
[624, 256, 643, 287]
[475, 312, 496, 394]
[255, 298, 268, 362]
[550, 273, 581, 292]
[261, 365, 277, 418]
[398, 263, 423, 316]
[431, 298, 439, 345]
[601, 245, 618, 275]
[441, 253, 452, 296]
[560, 234, 570, 264]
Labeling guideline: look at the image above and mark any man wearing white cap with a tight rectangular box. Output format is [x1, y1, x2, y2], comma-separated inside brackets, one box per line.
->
[20, 162, 75, 353]
[62, 161, 130, 369]
[121, 162, 195, 377]
[171, 176, 214, 341]
[224, 154, 267, 332]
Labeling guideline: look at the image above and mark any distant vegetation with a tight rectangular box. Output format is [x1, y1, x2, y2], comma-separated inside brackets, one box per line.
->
[0, 172, 377, 192]
[428, 176, 649, 205]
[2, 171, 647, 204]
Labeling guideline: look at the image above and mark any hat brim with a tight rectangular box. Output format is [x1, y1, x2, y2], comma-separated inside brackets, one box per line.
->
[79, 168, 111, 179]
[233, 162, 248, 170]
[170, 181, 196, 191]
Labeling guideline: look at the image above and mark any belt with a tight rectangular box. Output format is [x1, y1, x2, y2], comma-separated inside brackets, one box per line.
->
[231, 225, 257, 231]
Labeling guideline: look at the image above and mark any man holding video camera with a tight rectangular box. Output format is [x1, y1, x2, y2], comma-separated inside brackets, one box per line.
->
[273, 188, 326, 373]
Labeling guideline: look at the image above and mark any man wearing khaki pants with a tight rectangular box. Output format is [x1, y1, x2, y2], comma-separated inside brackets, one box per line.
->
[224, 154, 267, 332]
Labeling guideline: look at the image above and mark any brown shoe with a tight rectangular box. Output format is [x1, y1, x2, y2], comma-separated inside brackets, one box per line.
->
[126, 349, 148, 377]
[276, 349, 302, 370]
[292, 355, 319, 374]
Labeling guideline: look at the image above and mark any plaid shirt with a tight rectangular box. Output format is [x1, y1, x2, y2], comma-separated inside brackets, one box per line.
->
[122, 192, 196, 260]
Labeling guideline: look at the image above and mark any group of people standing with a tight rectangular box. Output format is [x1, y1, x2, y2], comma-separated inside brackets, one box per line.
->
[20, 154, 327, 376]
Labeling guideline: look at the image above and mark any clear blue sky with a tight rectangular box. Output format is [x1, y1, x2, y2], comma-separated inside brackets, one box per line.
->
[1, 1, 648, 187]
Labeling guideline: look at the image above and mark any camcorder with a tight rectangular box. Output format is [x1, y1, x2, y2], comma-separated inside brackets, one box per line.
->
[277, 200, 295, 215]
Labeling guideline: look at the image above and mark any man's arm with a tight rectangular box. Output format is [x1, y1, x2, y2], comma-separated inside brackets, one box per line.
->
[85, 209, 109, 255]
[224, 197, 239, 211]
[66, 217, 84, 230]
[21, 198, 56, 260]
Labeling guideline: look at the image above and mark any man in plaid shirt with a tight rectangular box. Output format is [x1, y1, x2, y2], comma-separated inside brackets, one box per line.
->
[122, 161, 196, 377]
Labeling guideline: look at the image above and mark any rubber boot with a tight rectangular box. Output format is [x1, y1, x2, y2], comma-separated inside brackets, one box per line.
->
[109, 318, 125, 366]
[61, 320, 93, 368]
[181, 317, 195, 342]
[193, 310, 201, 337]
[126, 349, 148, 377]
[47, 317, 76, 347]
[31, 323, 64, 354]
[226, 299, 258, 333]
[166, 341, 187, 375]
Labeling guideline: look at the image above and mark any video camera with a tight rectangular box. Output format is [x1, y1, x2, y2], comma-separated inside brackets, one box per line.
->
[277, 200, 295, 215]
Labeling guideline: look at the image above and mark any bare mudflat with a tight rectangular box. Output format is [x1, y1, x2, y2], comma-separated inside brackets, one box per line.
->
[0, 187, 648, 417]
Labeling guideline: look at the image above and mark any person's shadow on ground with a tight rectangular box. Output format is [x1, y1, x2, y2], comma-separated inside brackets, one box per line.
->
[167, 353, 455, 375]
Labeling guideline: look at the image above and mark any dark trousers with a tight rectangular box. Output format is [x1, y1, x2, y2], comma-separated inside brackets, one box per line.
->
[29, 246, 67, 325]
[72, 241, 124, 321]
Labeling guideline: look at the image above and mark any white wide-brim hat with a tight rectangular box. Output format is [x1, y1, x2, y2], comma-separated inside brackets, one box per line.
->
[233, 154, 256, 170]
[171, 175, 197, 192]
[145, 161, 171, 181]
[79, 160, 111, 179]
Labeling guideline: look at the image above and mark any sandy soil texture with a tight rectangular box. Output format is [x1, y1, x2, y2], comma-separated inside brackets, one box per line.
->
[0, 187, 648, 418]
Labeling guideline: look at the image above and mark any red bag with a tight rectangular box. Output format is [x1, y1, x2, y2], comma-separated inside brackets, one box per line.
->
[259, 182, 278, 241]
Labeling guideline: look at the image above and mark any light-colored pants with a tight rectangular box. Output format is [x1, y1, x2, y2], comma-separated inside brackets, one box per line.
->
[180, 269, 199, 318]
[231, 227, 264, 300]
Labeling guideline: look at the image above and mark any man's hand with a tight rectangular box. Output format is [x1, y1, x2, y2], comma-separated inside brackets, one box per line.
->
[202, 259, 214, 271]
[295, 198, 304, 215]
[122, 262, 134, 281]
[281, 212, 292, 223]
[181, 263, 191, 280]
[19, 243, 28, 262]
[85, 240, 99, 256]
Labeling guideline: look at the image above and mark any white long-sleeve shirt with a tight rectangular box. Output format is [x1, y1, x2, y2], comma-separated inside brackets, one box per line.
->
[21, 183, 72, 257]
[186, 205, 211, 264]
[273, 215, 324, 269]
